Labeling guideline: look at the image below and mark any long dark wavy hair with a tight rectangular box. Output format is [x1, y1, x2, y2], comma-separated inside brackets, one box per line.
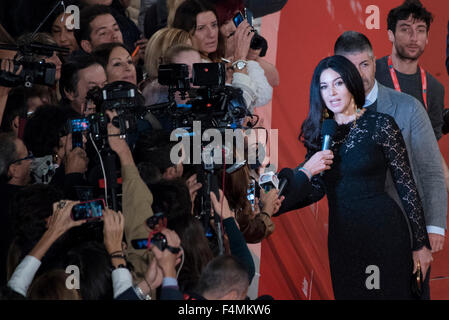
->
[299, 55, 365, 152]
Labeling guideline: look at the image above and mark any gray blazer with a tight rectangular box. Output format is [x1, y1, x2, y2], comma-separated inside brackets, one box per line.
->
[376, 83, 447, 231]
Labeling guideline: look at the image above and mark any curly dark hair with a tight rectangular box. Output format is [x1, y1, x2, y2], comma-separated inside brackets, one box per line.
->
[387, 0, 434, 33]
[74, 5, 114, 46]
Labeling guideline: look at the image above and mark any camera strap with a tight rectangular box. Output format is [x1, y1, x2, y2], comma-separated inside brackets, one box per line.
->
[388, 55, 428, 110]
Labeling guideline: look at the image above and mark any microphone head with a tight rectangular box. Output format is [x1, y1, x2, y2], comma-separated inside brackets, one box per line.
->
[259, 171, 279, 191]
[321, 119, 337, 137]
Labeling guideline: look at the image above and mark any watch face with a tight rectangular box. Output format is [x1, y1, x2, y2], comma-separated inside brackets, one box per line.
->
[237, 61, 246, 70]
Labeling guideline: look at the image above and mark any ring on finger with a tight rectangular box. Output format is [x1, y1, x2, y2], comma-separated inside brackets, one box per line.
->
[58, 200, 67, 209]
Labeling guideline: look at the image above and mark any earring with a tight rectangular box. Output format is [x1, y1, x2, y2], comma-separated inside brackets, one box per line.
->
[322, 108, 330, 120]
[351, 98, 356, 111]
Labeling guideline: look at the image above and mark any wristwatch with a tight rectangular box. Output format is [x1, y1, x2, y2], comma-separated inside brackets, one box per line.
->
[232, 60, 248, 70]
[133, 285, 151, 300]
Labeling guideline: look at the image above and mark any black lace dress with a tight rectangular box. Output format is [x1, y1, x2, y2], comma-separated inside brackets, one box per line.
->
[310, 109, 430, 299]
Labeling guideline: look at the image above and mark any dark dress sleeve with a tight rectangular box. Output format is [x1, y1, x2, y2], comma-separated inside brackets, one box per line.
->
[275, 149, 326, 216]
[223, 217, 256, 283]
[374, 114, 431, 250]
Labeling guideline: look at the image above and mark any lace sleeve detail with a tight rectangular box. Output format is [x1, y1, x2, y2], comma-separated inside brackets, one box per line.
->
[374, 114, 430, 250]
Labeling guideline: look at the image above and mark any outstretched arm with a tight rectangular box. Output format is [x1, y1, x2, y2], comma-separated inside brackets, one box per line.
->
[276, 149, 333, 215]
[210, 191, 255, 282]
[106, 110, 155, 278]
[8, 201, 86, 296]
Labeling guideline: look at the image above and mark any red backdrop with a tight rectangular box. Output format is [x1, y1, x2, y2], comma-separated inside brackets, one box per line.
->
[259, 0, 449, 300]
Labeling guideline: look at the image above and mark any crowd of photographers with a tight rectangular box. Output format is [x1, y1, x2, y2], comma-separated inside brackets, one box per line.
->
[0, 0, 287, 300]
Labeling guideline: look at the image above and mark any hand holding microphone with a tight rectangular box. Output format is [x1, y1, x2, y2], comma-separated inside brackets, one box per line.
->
[301, 150, 334, 179]
[299, 119, 337, 179]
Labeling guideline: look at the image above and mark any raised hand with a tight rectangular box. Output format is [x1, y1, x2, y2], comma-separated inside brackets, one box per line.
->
[302, 150, 334, 178]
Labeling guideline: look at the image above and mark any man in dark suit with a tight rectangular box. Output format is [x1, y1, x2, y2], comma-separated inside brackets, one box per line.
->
[334, 31, 447, 300]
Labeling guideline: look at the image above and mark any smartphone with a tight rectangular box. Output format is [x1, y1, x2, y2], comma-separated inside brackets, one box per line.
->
[244, 8, 253, 26]
[68, 118, 90, 149]
[247, 179, 256, 212]
[233, 11, 245, 27]
[71, 199, 105, 221]
[131, 238, 149, 250]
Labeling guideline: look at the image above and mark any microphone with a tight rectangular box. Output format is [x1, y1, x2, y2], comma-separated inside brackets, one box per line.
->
[321, 119, 337, 151]
[277, 168, 293, 197]
[259, 171, 279, 193]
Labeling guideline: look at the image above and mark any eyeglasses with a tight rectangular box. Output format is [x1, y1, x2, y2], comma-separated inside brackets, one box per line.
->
[9, 151, 35, 166]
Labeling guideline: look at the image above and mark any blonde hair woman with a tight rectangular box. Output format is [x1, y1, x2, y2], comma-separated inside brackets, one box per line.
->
[144, 27, 191, 81]
[142, 28, 191, 105]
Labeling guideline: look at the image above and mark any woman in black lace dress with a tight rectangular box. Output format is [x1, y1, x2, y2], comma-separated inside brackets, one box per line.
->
[298, 55, 433, 299]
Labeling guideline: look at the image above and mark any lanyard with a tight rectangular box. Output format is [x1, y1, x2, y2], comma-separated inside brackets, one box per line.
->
[388, 55, 428, 110]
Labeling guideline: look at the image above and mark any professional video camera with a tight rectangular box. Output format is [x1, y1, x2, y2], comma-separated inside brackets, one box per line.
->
[0, 0, 69, 88]
[148, 62, 251, 255]
[149, 62, 249, 131]
[65, 81, 146, 212]
[85, 81, 146, 149]
[0, 42, 68, 88]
